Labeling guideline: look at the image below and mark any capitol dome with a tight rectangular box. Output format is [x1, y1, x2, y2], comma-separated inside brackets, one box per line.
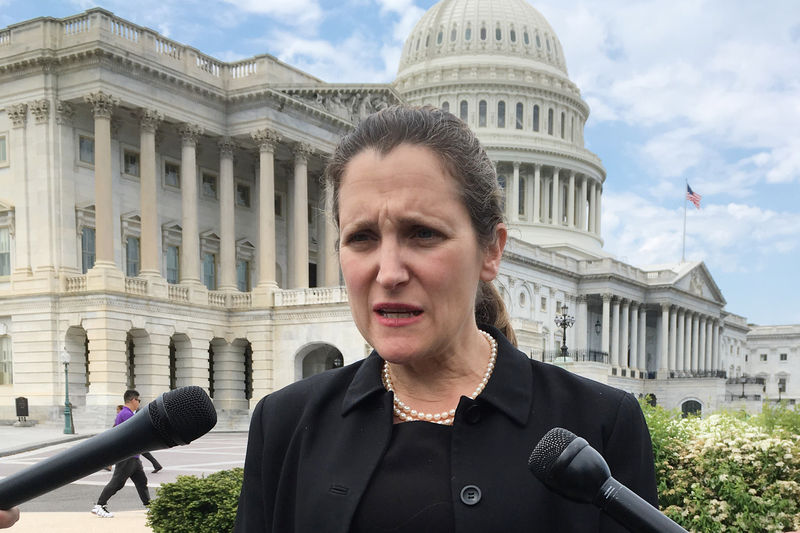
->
[394, 0, 608, 258]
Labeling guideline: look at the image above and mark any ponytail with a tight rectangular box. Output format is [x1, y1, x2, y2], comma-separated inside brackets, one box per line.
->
[475, 281, 517, 347]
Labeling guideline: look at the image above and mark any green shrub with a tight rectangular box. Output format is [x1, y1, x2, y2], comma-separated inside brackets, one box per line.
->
[641, 401, 800, 532]
[146, 467, 243, 533]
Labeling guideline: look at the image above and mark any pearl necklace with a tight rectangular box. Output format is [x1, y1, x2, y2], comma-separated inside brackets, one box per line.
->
[382, 330, 498, 426]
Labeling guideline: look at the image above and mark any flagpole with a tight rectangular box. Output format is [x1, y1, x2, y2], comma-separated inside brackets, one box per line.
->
[681, 180, 687, 262]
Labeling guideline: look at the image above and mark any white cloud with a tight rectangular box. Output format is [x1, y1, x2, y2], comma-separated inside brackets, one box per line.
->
[222, 0, 323, 29]
[602, 192, 800, 275]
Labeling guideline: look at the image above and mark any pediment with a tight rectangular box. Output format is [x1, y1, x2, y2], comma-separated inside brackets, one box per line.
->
[275, 86, 401, 123]
[674, 263, 726, 305]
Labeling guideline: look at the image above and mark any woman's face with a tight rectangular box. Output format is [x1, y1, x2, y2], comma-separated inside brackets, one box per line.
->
[338, 143, 505, 366]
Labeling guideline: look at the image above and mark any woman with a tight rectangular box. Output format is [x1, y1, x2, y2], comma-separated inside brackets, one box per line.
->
[234, 106, 657, 532]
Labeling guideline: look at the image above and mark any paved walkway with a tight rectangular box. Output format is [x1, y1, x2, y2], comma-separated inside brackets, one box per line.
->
[0, 424, 150, 531]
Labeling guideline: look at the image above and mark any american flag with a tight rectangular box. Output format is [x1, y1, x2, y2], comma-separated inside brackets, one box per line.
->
[686, 184, 701, 209]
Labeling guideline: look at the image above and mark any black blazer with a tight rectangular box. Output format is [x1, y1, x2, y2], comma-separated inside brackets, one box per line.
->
[234, 326, 658, 532]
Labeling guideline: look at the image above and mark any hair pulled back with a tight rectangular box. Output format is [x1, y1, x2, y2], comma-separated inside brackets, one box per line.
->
[325, 105, 516, 345]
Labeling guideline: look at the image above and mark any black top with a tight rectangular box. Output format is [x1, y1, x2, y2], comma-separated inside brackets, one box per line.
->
[351, 421, 454, 533]
[234, 325, 658, 533]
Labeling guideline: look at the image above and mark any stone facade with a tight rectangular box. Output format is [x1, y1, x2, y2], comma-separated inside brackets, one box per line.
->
[0, 5, 796, 429]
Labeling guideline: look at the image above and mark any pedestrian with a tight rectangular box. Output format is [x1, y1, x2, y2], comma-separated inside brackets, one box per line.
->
[111, 404, 163, 473]
[91, 390, 151, 518]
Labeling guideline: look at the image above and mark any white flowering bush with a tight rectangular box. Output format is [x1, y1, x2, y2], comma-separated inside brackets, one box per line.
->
[642, 402, 800, 532]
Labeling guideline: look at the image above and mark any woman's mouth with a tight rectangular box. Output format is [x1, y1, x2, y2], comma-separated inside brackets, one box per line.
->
[373, 304, 423, 324]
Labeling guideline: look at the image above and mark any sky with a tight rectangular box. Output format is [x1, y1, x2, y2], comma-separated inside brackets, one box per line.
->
[2, 0, 799, 326]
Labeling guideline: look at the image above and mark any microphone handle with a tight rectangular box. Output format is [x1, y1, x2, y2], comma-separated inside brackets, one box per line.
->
[0, 410, 167, 509]
[596, 477, 688, 533]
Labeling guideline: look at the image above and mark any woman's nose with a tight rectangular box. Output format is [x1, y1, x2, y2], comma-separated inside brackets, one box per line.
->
[375, 241, 409, 290]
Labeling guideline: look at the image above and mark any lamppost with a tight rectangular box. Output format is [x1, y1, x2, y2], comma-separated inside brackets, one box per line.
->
[554, 305, 575, 359]
[59, 348, 74, 435]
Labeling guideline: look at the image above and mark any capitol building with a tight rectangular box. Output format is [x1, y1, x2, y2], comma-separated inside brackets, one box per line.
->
[0, 0, 797, 428]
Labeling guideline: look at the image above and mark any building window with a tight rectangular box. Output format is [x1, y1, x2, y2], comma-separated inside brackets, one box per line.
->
[166, 245, 179, 284]
[202, 172, 218, 199]
[519, 177, 526, 215]
[0, 134, 7, 165]
[540, 296, 547, 312]
[81, 227, 95, 274]
[164, 161, 180, 188]
[547, 108, 554, 135]
[510, 29, 516, 42]
[515, 102, 524, 129]
[202, 252, 216, 290]
[123, 150, 140, 177]
[480, 27, 486, 41]
[0, 227, 10, 276]
[0, 335, 11, 385]
[126, 236, 140, 277]
[79, 135, 94, 165]
[236, 183, 251, 208]
[450, 27, 457, 42]
[524, 31, 530, 45]
[497, 101, 505, 128]
[495, 27, 502, 41]
[479, 100, 487, 127]
[465, 27, 471, 41]
[760, 353, 767, 362]
[460, 100, 468, 121]
[442, 101, 449, 113]
[779, 377, 787, 392]
[780, 353, 788, 361]
[237, 259, 250, 292]
[561, 112, 566, 139]
[437, 30, 443, 45]
[533, 105, 540, 132]
[536, 34, 542, 48]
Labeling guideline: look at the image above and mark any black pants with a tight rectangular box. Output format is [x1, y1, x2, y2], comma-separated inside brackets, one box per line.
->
[97, 456, 150, 506]
[141, 452, 162, 470]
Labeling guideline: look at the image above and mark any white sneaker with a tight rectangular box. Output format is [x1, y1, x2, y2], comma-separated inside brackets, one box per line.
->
[91, 504, 114, 518]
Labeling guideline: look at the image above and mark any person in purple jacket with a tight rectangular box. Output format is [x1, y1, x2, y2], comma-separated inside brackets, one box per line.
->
[90, 389, 151, 518]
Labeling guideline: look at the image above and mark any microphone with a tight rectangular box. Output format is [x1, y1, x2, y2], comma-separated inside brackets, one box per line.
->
[528, 427, 687, 533]
[0, 386, 217, 510]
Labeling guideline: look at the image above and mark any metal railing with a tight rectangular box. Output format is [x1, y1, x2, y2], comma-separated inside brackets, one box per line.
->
[541, 349, 608, 364]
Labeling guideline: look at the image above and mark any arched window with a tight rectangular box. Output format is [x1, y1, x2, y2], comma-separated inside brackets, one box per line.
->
[571, 116, 575, 142]
[524, 31, 530, 45]
[681, 400, 701, 418]
[415, 37, 420, 51]
[479, 100, 487, 127]
[546, 38, 551, 52]
[442, 101, 450, 113]
[495, 27, 502, 41]
[510, 29, 516, 42]
[460, 100, 468, 121]
[465, 26, 471, 41]
[497, 101, 505, 128]
[533, 105, 540, 132]
[547, 108, 554, 135]
[480, 26, 487, 41]
[535, 34, 541, 48]
[515, 102, 524, 129]
[519, 176, 526, 216]
[561, 111, 566, 138]
[451, 27, 457, 42]
[437, 30, 443, 45]
[425, 33, 430, 47]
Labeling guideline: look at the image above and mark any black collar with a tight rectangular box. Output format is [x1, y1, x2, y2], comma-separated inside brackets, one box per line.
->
[341, 324, 533, 426]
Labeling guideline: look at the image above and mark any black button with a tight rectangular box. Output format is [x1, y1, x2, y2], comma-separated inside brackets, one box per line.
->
[460, 484, 482, 506]
[465, 405, 481, 424]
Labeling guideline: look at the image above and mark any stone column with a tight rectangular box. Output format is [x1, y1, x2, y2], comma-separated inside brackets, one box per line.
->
[218, 137, 237, 291]
[533, 164, 541, 223]
[84, 92, 119, 269]
[132, 327, 172, 402]
[658, 303, 670, 376]
[601, 293, 611, 360]
[292, 143, 312, 288]
[210, 339, 248, 410]
[684, 311, 693, 374]
[510, 162, 519, 223]
[178, 123, 204, 285]
[620, 299, 630, 369]
[83, 315, 129, 408]
[251, 129, 281, 299]
[138, 109, 164, 280]
[248, 330, 273, 405]
[577, 295, 588, 353]
[323, 183, 340, 286]
[691, 313, 699, 373]
[713, 321, 721, 373]
[579, 175, 588, 231]
[610, 297, 620, 368]
[551, 168, 560, 225]
[595, 184, 603, 237]
[668, 305, 678, 373]
[629, 302, 639, 374]
[8, 104, 32, 276]
[567, 170, 576, 227]
[638, 306, 647, 372]
[698, 315, 707, 373]
[676, 308, 685, 374]
[705, 318, 714, 372]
